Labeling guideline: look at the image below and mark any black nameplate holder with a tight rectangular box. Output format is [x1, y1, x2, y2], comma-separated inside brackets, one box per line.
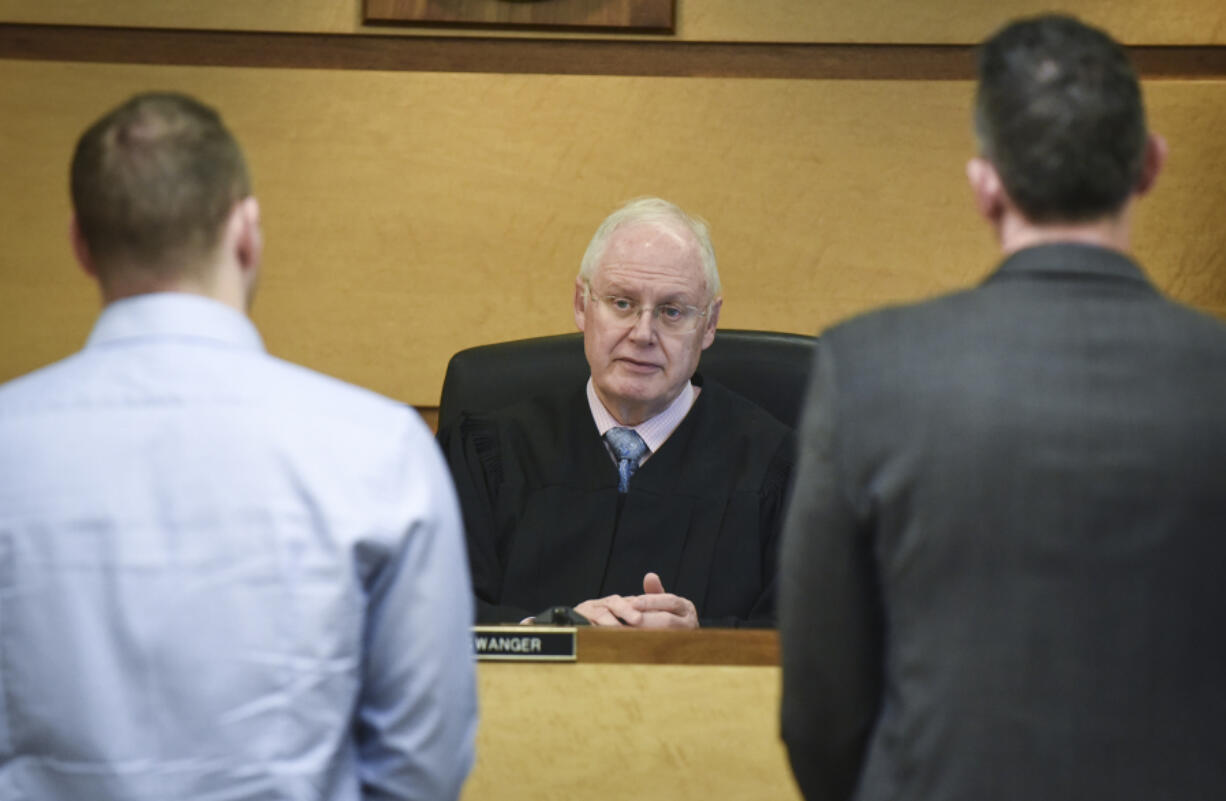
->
[472, 626, 578, 662]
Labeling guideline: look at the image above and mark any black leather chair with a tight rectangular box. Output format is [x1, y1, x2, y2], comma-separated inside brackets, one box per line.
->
[437, 329, 818, 431]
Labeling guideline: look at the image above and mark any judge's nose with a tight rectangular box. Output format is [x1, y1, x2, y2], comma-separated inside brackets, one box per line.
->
[626, 306, 658, 345]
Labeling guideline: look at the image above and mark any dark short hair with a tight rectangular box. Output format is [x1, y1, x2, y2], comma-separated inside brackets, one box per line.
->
[70, 92, 250, 276]
[974, 15, 1147, 223]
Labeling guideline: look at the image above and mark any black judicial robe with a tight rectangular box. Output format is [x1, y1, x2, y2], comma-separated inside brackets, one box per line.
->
[438, 377, 794, 626]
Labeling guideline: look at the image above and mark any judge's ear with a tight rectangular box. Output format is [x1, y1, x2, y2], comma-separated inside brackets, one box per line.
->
[69, 215, 99, 280]
[1134, 133, 1167, 197]
[966, 156, 1007, 225]
[573, 277, 588, 332]
[700, 296, 722, 351]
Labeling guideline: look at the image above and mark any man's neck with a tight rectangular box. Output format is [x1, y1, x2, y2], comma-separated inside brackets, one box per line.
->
[998, 205, 1133, 256]
[100, 260, 249, 314]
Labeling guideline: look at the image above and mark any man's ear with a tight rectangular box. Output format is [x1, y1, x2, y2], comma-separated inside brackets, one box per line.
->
[233, 196, 263, 273]
[69, 215, 98, 279]
[573, 277, 588, 332]
[966, 156, 1007, 224]
[1135, 133, 1167, 197]
[700, 297, 722, 351]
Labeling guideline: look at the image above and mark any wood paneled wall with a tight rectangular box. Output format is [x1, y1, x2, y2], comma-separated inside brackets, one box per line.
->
[1, 0, 1224, 43]
[2, 2, 1224, 408]
[471, 662, 795, 801]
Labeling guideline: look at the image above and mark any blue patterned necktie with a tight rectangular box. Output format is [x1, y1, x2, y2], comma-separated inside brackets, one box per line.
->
[605, 427, 649, 494]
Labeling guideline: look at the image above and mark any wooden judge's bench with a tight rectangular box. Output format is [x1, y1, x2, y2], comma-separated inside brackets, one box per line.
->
[461, 627, 801, 801]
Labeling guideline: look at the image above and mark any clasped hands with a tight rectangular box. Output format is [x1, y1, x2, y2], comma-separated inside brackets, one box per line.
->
[572, 572, 699, 629]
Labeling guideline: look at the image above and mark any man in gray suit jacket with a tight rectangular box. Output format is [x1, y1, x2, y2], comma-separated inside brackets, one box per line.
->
[779, 14, 1226, 801]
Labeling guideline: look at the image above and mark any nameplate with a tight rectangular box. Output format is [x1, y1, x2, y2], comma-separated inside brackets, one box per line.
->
[473, 626, 578, 662]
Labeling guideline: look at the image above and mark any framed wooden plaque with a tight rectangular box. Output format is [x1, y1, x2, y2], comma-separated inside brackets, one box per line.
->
[363, 0, 675, 33]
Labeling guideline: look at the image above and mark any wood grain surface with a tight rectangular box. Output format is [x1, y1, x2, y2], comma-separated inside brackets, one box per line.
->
[2, 24, 1224, 79]
[576, 627, 779, 665]
[363, 0, 675, 33]
[3, 61, 1223, 405]
[1, 0, 1224, 44]
[469, 660, 798, 800]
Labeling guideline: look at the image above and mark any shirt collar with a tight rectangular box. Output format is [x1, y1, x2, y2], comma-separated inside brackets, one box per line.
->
[87, 292, 265, 353]
[586, 377, 696, 456]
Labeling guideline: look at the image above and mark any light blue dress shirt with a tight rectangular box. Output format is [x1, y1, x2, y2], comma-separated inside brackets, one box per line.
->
[0, 293, 477, 801]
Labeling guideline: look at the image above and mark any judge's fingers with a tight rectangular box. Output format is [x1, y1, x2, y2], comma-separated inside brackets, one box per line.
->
[574, 599, 622, 626]
[630, 593, 698, 629]
[600, 594, 645, 626]
[642, 571, 666, 595]
[575, 595, 642, 627]
[633, 608, 700, 630]
[631, 592, 688, 614]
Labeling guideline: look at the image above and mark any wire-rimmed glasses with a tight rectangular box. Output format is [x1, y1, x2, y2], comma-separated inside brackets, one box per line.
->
[583, 282, 712, 334]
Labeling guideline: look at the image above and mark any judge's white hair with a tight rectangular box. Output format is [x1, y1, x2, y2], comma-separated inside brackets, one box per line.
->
[577, 197, 721, 297]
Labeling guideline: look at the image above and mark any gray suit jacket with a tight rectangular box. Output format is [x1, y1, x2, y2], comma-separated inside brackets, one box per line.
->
[780, 243, 1226, 801]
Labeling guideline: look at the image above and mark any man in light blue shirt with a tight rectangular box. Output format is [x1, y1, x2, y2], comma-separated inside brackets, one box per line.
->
[0, 92, 477, 801]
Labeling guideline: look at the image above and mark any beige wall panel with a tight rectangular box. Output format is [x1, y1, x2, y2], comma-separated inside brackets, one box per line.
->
[3, 60, 1225, 405]
[0, 65, 102, 378]
[0, 0, 359, 34]
[2, 0, 1225, 44]
[1137, 85, 1226, 313]
[465, 662, 799, 801]
[679, 0, 1226, 45]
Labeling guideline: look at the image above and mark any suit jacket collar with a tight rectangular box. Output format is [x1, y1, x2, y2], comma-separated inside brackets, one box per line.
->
[986, 242, 1151, 288]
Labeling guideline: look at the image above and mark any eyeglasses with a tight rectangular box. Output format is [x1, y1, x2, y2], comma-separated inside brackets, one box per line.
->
[584, 283, 711, 334]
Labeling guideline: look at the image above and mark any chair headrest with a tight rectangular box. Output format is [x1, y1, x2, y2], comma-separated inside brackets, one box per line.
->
[437, 329, 817, 431]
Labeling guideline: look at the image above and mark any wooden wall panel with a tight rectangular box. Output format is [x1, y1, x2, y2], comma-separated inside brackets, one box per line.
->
[3, 60, 1224, 405]
[0, 0, 358, 35]
[678, 0, 1226, 45]
[467, 663, 798, 801]
[1, 0, 1224, 44]
[363, 0, 675, 32]
[4, 26, 1225, 80]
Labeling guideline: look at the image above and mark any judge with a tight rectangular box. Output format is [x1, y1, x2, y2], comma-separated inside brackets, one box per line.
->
[440, 197, 793, 628]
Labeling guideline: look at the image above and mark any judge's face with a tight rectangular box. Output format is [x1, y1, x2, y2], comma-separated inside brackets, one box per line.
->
[574, 221, 721, 427]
